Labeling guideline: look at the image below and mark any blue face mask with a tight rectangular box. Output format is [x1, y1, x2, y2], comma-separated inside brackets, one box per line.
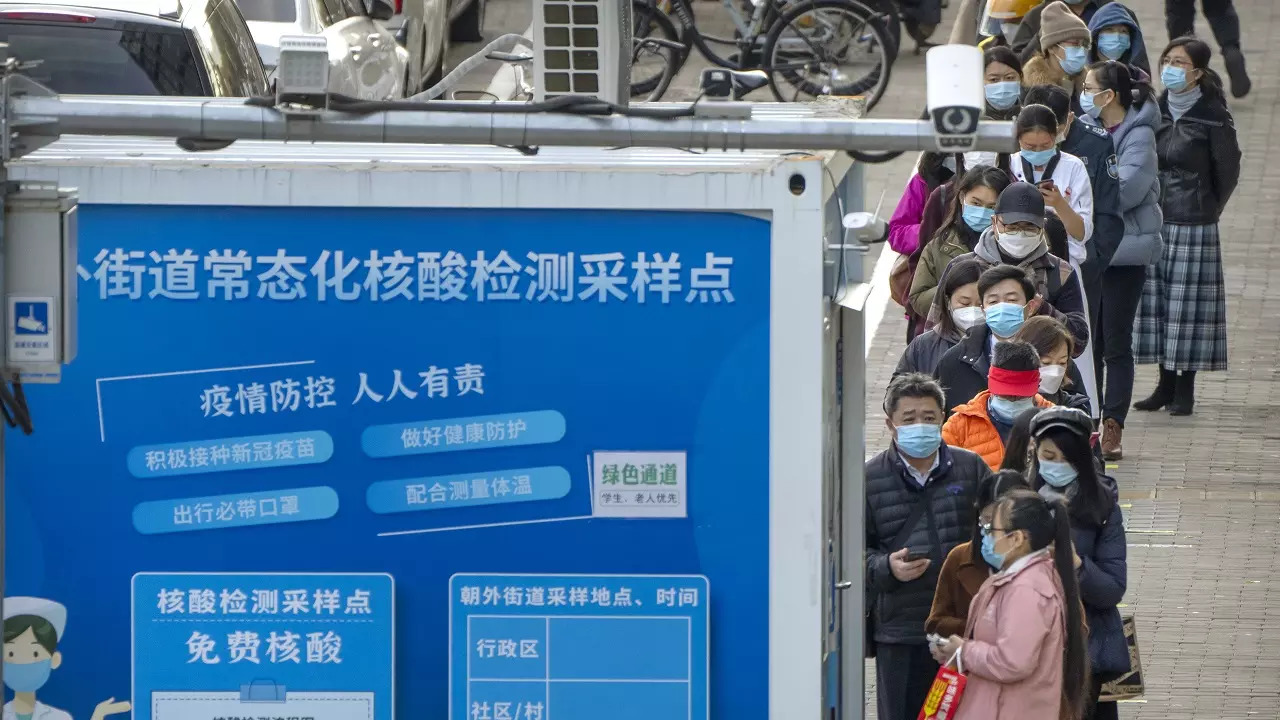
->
[3, 659, 53, 693]
[962, 205, 995, 232]
[984, 302, 1026, 338]
[1038, 458, 1079, 487]
[989, 395, 1036, 422]
[1080, 89, 1111, 119]
[980, 529, 1006, 570]
[1097, 32, 1130, 61]
[1162, 64, 1189, 92]
[895, 423, 942, 459]
[1019, 148, 1057, 167]
[1058, 45, 1088, 75]
[984, 80, 1021, 111]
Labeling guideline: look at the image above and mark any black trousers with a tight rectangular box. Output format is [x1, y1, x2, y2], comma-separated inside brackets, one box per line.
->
[1096, 265, 1146, 425]
[1080, 256, 1106, 383]
[1087, 675, 1120, 720]
[875, 642, 939, 720]
[1166, 0, 1242, 49]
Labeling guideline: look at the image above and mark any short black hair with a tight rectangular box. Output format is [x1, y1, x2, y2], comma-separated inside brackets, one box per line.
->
[978, 264, 1036, 303]
[884, 372, 946, 416]
[993, 339, 1041, 371]
[1021, 85, 1072, 125]
[984, 46, 1023, 77]
[3, 614, 58, 654]
[1016, 103, 1059, 139]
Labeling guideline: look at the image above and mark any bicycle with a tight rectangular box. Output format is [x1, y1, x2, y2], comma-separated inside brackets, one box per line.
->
[632, 0, 895, 108]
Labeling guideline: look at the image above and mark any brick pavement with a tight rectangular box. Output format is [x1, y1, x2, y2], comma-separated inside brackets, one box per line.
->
[463, 0, 1280, 715]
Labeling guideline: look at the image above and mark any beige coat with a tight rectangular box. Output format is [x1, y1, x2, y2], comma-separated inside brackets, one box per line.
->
[1021, 53, 1083, 98]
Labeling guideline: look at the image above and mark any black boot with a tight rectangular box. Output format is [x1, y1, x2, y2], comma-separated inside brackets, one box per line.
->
[1134, 367, 1176, 411]
[1169, 371, 1196, 416]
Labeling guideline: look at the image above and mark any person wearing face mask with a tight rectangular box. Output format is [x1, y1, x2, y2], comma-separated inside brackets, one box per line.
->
[931, 488, 1090, 720]
[1014, 316, 1092, 414]
[865, 373, 989, 720]
[948, 0, 1038, 48]
[1087, 2, 1150, 75]
[1009, 0, 1104, 65]
[910, 167, 1012, 323]
[943, 339, 1053, 470]
[1020, 2, 1093, 109]
[982, 46, 1024, 121]
[925, 469, 1031, 639]
[1079, 60, 1160, 460]
[935, 265, 1030, 414]
[889, 151, 967, 343]
[2, 597, 132, 720]
[1028, 406, 1128, 720]
[897, 259, 986, 379]
[1007, 104, 1094, 267]
[1165, 0, 1249, 98]
[1134, 37, 1241, 417]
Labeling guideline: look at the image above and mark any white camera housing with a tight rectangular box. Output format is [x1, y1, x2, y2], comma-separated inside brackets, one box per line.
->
[925, 44, 985, 153]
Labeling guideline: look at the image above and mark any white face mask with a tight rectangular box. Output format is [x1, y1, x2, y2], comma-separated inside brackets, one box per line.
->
[951, 306, 986, 331]
[997, 229, 1043, 259]
[964, 150, 998, 169]
[1039, 364, 1067, 394]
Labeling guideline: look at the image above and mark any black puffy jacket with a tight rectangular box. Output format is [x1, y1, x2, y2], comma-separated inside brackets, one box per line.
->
[865, 442, 989, 645]
[1157, 92, 1242, 225]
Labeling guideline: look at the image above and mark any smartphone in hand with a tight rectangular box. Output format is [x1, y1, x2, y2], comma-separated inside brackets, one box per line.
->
[903, 549, 929, 563]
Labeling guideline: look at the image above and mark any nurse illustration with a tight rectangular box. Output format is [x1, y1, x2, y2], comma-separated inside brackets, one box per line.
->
[3, 597, 131, 720]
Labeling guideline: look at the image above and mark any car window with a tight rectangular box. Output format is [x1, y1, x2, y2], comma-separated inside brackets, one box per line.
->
[0, 20, 205, 94]
[194, 0, 269, 95]
[340, 0, 365, 19]
[234, 0, 297, 23]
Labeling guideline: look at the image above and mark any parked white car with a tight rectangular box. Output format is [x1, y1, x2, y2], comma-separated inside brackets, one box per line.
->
[236, 0, 440, 98]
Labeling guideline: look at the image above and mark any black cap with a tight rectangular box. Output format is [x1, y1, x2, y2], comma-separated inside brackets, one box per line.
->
[994, 182, 1047, 229]
[1029, 406, 1093, 440]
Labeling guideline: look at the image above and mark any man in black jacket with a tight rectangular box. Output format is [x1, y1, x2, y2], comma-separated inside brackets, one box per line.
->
[1024, 83, 1123, 382]
[866, 373, 990, 720]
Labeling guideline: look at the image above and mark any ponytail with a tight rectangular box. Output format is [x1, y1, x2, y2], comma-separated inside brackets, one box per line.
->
[998, 490, 1091, 719]
[1049, 496, 1089, 720]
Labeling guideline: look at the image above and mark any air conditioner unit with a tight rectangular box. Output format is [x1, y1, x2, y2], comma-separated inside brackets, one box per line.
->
[532, 0, 630, 106]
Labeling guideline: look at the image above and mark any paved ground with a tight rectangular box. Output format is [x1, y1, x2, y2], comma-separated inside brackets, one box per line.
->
[458, 0, 1280, 716]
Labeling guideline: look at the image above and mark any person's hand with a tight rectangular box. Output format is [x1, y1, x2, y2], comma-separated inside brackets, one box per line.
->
[1073, 546, 1083, 570]
[931, 635, 965, 664]
[91, 698, 132, 720]
[1039, 183, 1067, 210]
[889, 548, 930, 582]
[1025, 295, 1044, 317]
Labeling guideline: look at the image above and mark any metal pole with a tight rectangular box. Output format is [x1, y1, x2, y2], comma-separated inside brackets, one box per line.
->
[8, 94, 1017, 155]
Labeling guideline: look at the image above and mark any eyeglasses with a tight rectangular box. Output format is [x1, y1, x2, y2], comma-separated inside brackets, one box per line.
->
[980, 522, 1014, 534]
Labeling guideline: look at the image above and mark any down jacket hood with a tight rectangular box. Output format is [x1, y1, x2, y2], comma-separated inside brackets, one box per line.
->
[1088, 2, 1151, 74]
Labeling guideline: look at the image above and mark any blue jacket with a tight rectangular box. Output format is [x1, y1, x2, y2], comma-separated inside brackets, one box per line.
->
[1083, 98, 1164, 265]
[1071, 476, 1130, 676]
[1088, 2, 1151, 76]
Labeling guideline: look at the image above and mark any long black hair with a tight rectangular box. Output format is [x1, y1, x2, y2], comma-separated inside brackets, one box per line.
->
[996, 489, 1090, 719]
[968, 469, 1030, 563]
[999, 407, 1041, 474]
[1030, 426, 1114, 527]
[939, 165, 1012, 243]
[1162, 36, 1226, 101]
[1087, 59, 1154, 111]
[932, 257, 985, 339]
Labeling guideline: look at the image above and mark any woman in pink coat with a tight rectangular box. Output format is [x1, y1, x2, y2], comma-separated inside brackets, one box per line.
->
[931, 488, 1090, 720]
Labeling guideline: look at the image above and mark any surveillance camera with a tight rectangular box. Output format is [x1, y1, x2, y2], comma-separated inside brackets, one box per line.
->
[925, 44, 984, 153]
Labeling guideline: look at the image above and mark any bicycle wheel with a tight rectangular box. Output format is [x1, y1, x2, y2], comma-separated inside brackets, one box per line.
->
[630, 0, 684, 100]
[761, 0, 894, 110]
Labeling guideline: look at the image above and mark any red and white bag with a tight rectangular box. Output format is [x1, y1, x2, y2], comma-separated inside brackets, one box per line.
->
[917, 651, 967, 720]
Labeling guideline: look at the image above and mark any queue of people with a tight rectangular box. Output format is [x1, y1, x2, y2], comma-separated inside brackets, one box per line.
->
[868, 6, 1243, 716]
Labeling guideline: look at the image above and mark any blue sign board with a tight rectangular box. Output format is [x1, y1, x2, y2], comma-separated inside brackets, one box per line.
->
[450, 574, 709, 720]
[13, 300, 49, 335]
[4, 205, 770, 720]
[132, 573, 394, 720]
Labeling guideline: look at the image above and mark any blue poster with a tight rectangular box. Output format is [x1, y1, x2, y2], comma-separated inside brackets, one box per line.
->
[132, 573, 394, 720]
[3, 205, 770, 720]
[449, 574, 709, 720]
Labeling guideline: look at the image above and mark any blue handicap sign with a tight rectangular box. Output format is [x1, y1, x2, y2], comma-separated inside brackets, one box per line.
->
[14, 300, 49, 335]
[132, 572, 394, 720]
[450, 574, 709, 720]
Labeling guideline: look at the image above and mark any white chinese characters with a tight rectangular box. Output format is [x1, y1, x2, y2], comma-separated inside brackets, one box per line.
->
[81, 249, 736, 305]
[183, 630, 342, 665]
[197, 366, 485, 418]
[457, 585, 639, 608]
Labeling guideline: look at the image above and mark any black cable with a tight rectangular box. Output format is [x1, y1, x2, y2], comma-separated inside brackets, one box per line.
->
[846, 149, 905, 164]
[247, 93, 699, 119]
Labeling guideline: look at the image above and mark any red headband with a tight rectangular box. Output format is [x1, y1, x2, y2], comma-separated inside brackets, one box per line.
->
[988, 366, 1041, 397]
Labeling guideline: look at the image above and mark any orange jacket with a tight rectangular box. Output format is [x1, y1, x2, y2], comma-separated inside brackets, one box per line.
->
[941, 390, 1053, 470]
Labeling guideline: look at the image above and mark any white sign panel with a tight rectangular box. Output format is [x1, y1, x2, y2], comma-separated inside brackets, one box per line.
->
[8, 295, 56, 362]
[592, 450, 687, 518]
[152, 691, 374, 720]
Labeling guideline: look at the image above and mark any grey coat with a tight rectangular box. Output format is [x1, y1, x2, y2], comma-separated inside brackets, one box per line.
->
[1084, 100, 1164, 266]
